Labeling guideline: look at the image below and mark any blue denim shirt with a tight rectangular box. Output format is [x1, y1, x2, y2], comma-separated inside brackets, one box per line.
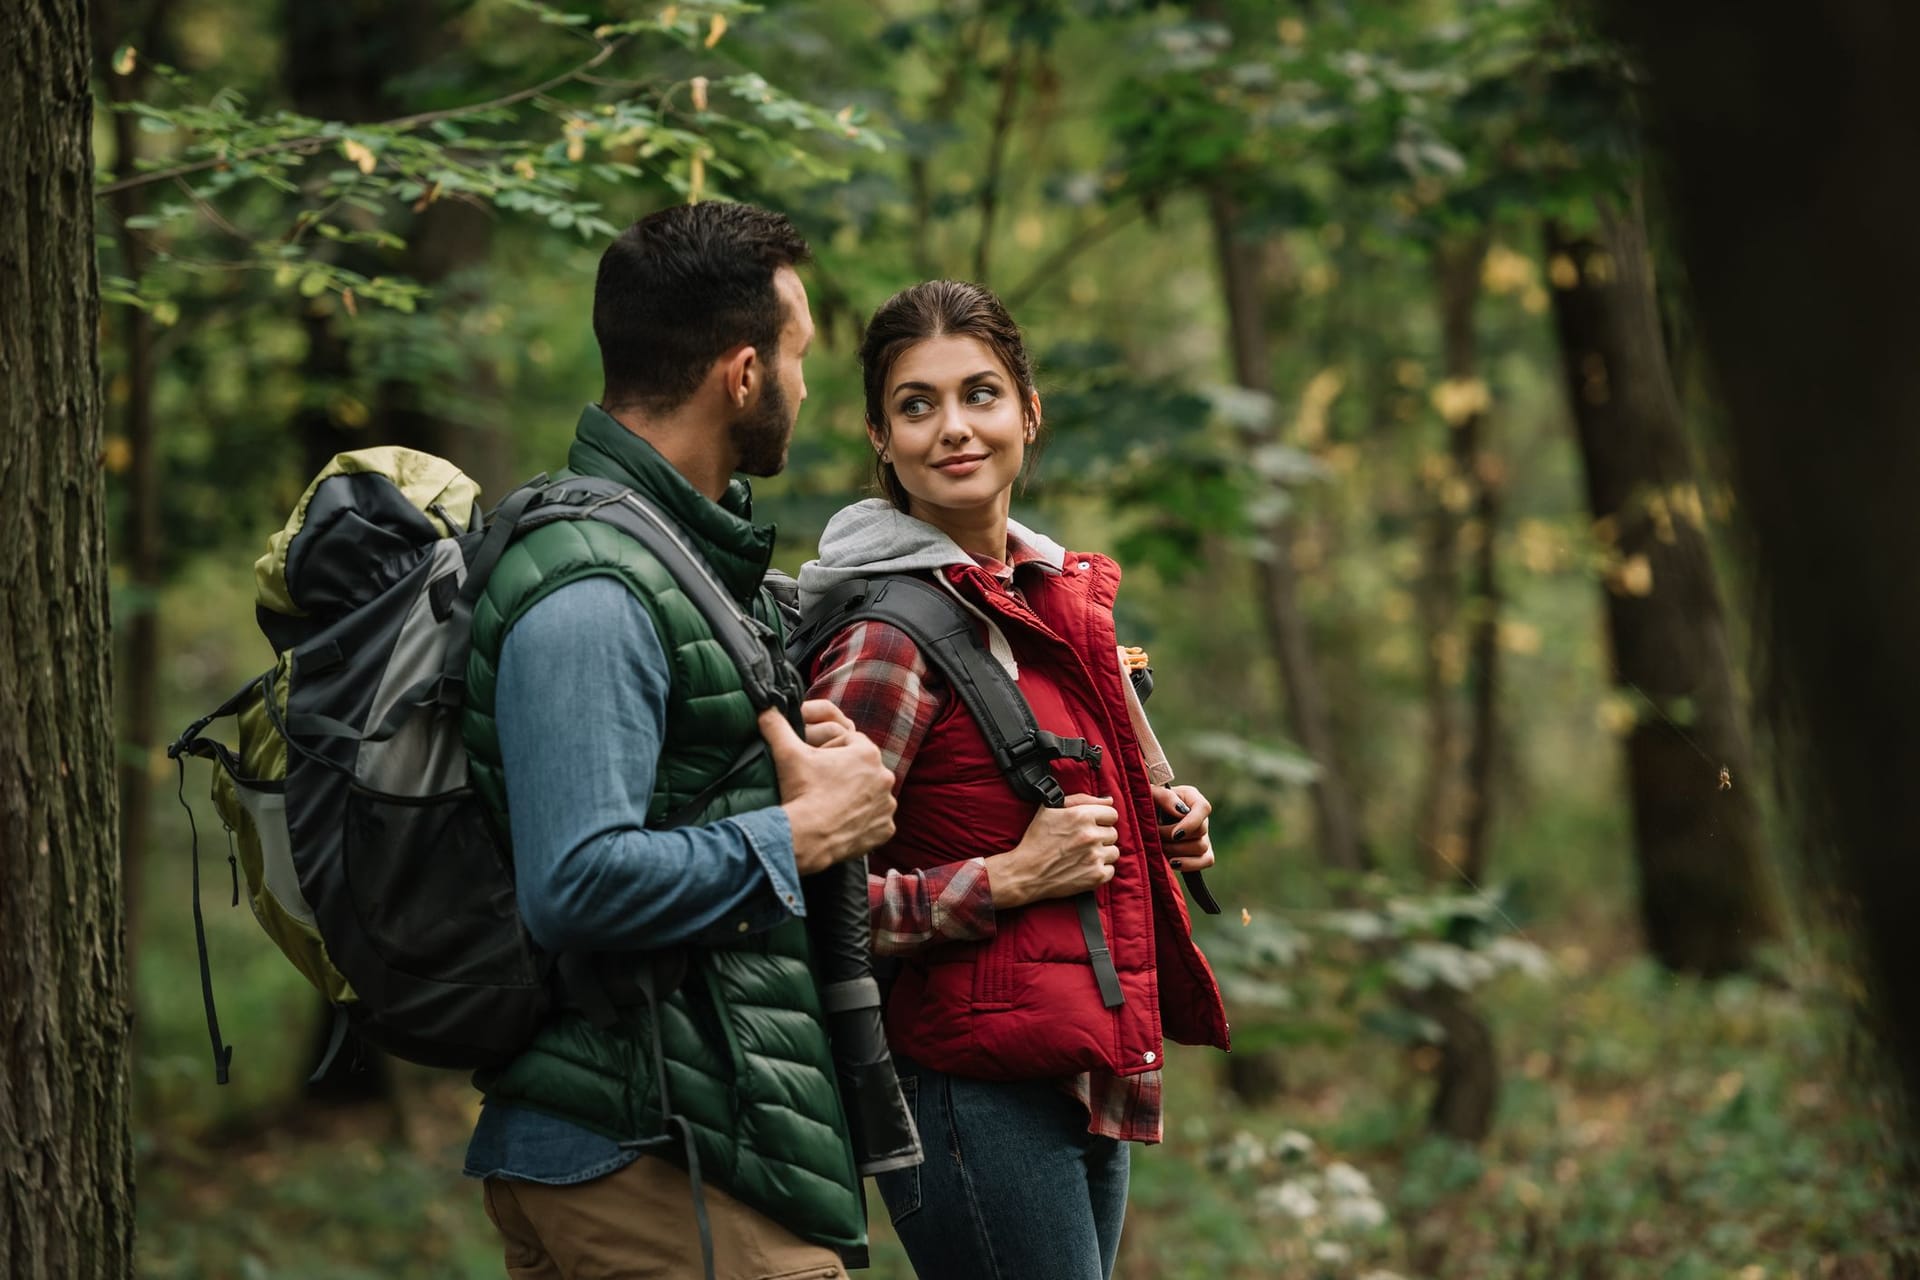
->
[464, 576, 803, 1183]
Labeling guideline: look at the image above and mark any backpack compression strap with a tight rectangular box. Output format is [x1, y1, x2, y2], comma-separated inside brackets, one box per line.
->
[791, 574, 1126, 1010]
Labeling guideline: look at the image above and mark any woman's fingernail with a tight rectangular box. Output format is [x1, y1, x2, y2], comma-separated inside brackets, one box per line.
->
[1170, 859, 1184, 869]
[1175, 803, 1191, 816]
[1174, 829, 1191, 842]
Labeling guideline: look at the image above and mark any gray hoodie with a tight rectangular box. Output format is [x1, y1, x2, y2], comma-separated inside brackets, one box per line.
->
[797, 498, 1064, 678]
[796, 499, 1067, 609]
[795, 498, 1174, 783]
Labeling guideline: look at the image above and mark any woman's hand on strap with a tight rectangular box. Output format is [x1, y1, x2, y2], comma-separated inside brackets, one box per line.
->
[982, 794, 1120, 909]
[1152, 783, 1215, 871]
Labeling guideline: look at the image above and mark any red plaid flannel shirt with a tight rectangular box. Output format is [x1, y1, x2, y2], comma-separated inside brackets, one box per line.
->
[805, 540, 1164, 1143]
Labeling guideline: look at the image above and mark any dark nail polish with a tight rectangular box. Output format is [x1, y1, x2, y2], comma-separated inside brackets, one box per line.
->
[1170, 859, 1184, 869]
[1175, 803, 1191, 816]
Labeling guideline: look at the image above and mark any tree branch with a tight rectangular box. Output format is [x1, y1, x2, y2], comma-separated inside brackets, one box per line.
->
[972, 42, 1026, 284]
[1002, 204, 1142, 311]
[95, 37, 625, 197]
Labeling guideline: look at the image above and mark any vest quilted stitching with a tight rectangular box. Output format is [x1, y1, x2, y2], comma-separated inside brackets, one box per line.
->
[458, 424, 862, 1250]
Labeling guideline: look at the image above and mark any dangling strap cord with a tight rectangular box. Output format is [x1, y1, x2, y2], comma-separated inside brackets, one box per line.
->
[176, 755, 233, 1085]
[617, 962, 715, 1280]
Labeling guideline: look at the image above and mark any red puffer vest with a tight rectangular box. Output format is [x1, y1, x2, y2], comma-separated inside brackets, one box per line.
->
[866, 552, 1229, 1081]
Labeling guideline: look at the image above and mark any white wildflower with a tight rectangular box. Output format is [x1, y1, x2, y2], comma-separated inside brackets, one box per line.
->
[1313, 1241, 1353, 1265]
[1260, 1178, 1322, 1221]
[1485, 936, 1553, 981]
[1391, 941, 1491, 991]
[1324, 1160, 1373, 1199]
[1330, 1193, 1389, 1231]
[1272, 1129, 1316, 1161]
[1222, 1129, 1266, 1173]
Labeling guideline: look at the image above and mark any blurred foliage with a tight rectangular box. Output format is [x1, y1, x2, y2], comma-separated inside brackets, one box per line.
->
[108, 0, 1919, 1274]
[1201, 879, 1552, 1055]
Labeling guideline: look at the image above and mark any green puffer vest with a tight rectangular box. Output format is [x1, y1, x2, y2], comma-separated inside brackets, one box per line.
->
[458, 406, 863, 1251]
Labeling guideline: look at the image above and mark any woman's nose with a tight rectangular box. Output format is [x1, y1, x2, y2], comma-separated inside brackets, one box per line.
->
[938, 408, 972, 445]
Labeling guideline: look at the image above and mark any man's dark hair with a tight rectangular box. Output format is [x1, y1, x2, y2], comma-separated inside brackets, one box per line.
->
[593, 202, 811, 413]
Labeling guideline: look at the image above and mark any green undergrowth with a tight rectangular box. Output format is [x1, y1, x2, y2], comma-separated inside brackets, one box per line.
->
[135, 942, 1915, 1279]
[132, 566, 1909, 1278]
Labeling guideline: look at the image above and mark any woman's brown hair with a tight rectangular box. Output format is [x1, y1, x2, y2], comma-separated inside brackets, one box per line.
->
[859, 280, 1041, 511]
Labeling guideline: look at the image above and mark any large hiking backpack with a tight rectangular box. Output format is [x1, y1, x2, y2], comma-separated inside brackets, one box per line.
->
[167, 448, 807, 1083]
[786, 573, 1222, 1010]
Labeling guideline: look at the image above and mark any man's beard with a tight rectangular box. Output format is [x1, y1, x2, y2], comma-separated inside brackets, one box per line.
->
[730, 376, 794, 478]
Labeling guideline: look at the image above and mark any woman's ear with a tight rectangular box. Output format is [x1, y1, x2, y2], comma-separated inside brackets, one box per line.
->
[866, 418, 888, 457]
[1025, 390, 1043, 441]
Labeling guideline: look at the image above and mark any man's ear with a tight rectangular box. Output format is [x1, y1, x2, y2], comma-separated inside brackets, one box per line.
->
[718, 345, 758, 410]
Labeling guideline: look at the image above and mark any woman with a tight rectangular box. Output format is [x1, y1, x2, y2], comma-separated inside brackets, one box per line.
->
[796, 281, 1231, 1280]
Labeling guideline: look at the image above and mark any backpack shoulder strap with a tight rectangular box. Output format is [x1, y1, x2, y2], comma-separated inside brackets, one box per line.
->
[791, 572, 1125, 1009]
[443, 474, 804, 723]
[791, 574, 1101, 810]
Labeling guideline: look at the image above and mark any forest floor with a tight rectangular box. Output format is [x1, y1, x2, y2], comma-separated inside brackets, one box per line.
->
[134, 923, 1916, 1280]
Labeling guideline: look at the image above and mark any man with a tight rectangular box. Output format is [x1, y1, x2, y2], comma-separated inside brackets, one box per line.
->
[459, 202, 898, 1279]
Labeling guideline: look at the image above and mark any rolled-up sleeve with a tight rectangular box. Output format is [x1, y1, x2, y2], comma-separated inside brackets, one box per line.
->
[496, 576, 801, 952]
[808, 620, 999, 954]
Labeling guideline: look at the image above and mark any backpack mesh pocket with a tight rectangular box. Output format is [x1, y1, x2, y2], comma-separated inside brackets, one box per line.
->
[340, 784, 536, 989]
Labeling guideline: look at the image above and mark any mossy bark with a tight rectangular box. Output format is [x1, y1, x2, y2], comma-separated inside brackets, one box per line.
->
[0, 0, 137, 1273]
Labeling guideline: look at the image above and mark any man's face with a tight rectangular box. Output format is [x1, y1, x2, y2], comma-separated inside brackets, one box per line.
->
[731, 265, 814, 478]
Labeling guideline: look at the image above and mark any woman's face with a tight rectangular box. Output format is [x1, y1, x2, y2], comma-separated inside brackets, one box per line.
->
[871, 334, 1038, 525]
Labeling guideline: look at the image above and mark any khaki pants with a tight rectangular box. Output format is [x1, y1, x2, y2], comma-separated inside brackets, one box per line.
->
[481, 1157, 849, 1280]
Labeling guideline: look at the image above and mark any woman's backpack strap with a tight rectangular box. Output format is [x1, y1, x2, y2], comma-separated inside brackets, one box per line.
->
[789, 573, 1125, 1009]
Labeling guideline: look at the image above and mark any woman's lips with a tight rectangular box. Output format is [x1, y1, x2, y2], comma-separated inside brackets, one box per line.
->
[932, 454, 988, 477]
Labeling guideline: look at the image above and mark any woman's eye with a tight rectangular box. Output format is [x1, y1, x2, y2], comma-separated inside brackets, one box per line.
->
[900, 396, 931, 416]
[966, 386, 998, 406]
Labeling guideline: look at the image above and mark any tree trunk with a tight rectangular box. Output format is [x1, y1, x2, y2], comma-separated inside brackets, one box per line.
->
[285, 0, 507, 495]
[1413, 233, 1499, 882]
[0, 0, 137, 1273]
[1596, 0, 1920, 1133]
[1406, 985, 1499, 1143]
[1460, 457, 1502, 885]
[1445, 237, 1504, 887]
[1545, 203, 1780, 976]
[377, 196, 511, 500]
[96, 0, 169, 967]
[1206, 186, 1365, 876]
[1205, 187, 1364, 1105]
[971, 42, 1025, 285]
[1403, 237, 1506, 1143]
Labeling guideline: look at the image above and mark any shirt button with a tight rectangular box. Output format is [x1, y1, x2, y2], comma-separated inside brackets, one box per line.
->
[1078, 561, 1091, 571]
[736, 920, 750, 934]
[1143, 1050, 1157, 1064]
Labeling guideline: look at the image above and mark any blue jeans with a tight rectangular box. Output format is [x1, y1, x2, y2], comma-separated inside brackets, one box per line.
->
[874, 1058, 1130, 1280]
